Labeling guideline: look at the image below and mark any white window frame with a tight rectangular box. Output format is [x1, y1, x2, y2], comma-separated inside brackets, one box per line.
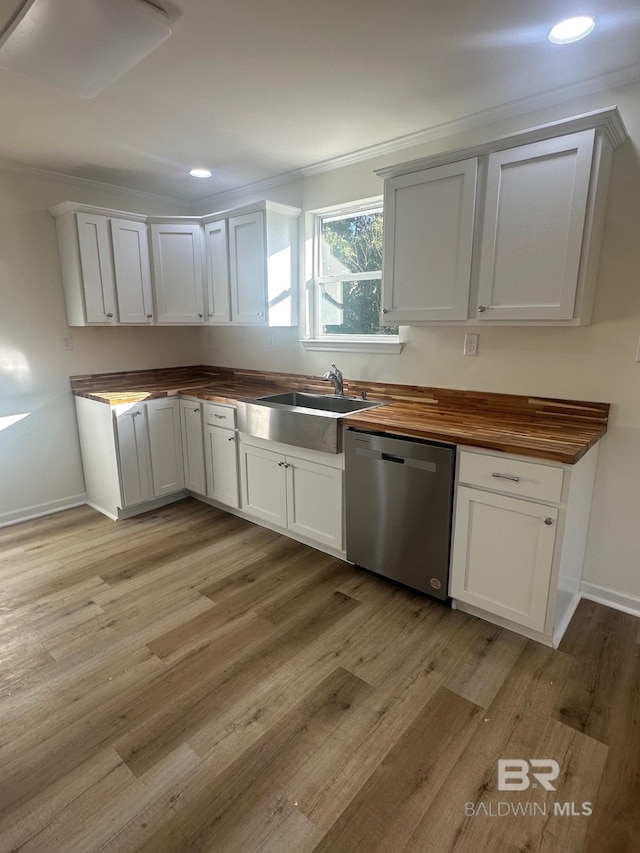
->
[301, 198, 402, 354]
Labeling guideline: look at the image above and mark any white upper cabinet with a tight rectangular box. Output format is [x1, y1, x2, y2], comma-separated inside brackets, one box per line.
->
[205, 202, 300, 327]
[52, 201, 300, 328]
[150, 222, 205, 324]
[57, 210, 118, 325]
[377, 107, 627, 326]
[228, 211, 268, 325]
[382, 159, 477, 322]
[52, 205, 152, 326]
[110, 218, 154, 324]
[203, 219, 231, 324]
[476, 130, 594, 322]
[76, 212, 118, 325]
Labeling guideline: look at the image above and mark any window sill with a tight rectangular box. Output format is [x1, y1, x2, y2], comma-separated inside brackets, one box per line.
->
[299, 337, 403, 355]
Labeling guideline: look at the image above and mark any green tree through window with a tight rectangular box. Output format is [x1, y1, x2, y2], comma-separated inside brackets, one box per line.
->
[317, 207, 397, 336]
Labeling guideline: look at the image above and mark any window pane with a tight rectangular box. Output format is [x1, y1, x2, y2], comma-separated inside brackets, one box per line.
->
[320, 210, 383, 277]
[320, 279, 398, 336]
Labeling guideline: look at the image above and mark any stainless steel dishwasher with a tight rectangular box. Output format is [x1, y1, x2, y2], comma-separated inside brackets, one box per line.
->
[345, 428, 455, 601]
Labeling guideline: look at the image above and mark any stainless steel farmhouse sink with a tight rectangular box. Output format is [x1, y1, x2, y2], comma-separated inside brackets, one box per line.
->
[236, 392, 384, 453]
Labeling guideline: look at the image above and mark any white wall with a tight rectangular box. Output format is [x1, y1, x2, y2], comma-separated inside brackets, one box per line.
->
[0, 169, 202, 524]
[196, 80, 640, 601]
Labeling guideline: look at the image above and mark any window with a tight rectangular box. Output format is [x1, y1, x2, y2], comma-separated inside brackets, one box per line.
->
[309, 201, 399, 346]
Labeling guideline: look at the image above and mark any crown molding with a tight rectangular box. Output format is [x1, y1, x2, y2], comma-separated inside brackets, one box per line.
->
[2, 60, 639, 213]
[195, 60, 640, 209]
[0, 160, 190, 209]
[375, 107, 627, 180]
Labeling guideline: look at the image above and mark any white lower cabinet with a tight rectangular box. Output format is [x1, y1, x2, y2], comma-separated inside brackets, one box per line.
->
[240, 439, 343, 550]
[203, 403, 239, 508]
[114, 405, 153, 507]
[146, 398, 184, 497]
[114, 399, 185, 507]
[450, 447, 598, 646]
[75, 396, 186, 520]
[180, 400, 207, 495]
[450, 487, 557, 632]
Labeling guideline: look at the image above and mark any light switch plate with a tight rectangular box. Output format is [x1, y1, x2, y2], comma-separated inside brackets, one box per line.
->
[60, 334, 73, 351]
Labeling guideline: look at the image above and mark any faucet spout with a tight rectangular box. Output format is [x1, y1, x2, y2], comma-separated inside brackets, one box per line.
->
[322, 362, 344, 397]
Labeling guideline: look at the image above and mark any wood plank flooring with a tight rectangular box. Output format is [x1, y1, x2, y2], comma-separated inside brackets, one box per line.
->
[0, 499, 638, 852]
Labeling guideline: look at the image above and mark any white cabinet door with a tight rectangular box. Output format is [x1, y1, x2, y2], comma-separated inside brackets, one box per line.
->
[240, 444, 287, 526]
[147, 398, 184, 497]
[204, 425, 239, 508]
[204, 219, 231, 324]
[476, 130, 595, 321]
[381, 159, 477, 322]
[110, 219, 154, 324]
[286, 456, 342, 550]
[150, 224, 205, 324]
[114, 406, 152, 507]
[228, 211, 267, 325]
[180, 401, 207, 495]
[76, 212, 117, 324]
[450, 486, 558, 631]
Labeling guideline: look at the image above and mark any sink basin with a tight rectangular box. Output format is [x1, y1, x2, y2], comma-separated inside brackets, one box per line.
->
[256, 391, 380, 414]
[236, 392, 384, 453]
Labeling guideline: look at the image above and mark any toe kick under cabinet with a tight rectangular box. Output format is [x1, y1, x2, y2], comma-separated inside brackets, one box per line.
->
[449, 445, 599, 646]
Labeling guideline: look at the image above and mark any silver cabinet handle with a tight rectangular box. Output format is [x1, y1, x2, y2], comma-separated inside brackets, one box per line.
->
[126, 410, 142, 416]
[492, 472, 520, 482]
[227, 436, 235, 442]
[257, 312, 263, 317]
[284, 462, 291, 469]
[213, 414, 226, 419]
[198, 313, 204, 318]
[382, 308, 389, 314]
[106, 312, 114, 318]
[193, 407, 199, 412]
[208, 313, 213, 317]
[478, 305, 487, 313]
[147, 314, 153, 319]
[544, 517, 554, 526]
[278, 460, 285, 467]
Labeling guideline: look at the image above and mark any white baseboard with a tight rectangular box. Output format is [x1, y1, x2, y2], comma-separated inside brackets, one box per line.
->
[580, 581, 640, 619]
[0, 494, 88, 528]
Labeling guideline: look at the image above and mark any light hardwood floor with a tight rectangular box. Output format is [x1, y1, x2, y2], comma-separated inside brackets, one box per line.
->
[0, 499, 638, 852]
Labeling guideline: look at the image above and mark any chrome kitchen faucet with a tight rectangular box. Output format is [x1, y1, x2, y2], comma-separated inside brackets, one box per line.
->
[322, 363, 343, 397]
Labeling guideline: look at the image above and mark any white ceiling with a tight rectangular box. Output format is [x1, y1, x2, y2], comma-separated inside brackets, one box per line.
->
[0, 0, 639, 202]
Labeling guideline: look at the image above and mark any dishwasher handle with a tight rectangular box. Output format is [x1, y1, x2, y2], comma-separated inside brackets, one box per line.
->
[381, 452, 404, 464]
[355, 445, 437, 473]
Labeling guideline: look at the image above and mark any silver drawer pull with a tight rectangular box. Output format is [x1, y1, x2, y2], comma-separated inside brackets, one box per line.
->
[213, 414, 226, 419]
[492, 472, 520, 482]
[227, 436, 235, 442]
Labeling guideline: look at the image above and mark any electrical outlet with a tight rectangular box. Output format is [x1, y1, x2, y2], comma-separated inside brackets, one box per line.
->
[60, 334, 73, 351]
[464, 333, 479, 356]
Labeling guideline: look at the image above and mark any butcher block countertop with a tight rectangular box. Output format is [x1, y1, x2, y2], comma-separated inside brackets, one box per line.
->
[70, 366, 610, 465]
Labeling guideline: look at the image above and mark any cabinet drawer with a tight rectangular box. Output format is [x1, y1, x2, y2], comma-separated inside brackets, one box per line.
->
[458, 451, 563, 503]
[203, 403, 236, 429]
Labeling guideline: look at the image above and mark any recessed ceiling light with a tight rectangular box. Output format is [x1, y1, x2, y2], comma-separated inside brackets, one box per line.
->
[189, 168, 212, 178]
[548, 16, 595, 44]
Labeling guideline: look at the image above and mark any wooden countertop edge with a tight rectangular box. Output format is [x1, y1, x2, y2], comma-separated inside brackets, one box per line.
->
[71, 373, 609, 466]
